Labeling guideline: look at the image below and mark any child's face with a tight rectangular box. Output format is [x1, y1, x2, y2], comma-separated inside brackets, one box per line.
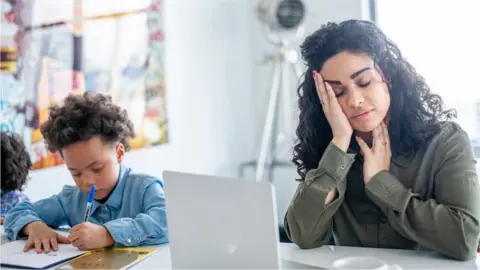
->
[62, 136, 125, 200]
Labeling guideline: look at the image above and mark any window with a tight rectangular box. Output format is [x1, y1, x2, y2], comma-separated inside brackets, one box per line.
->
[376, 0, 480, 142]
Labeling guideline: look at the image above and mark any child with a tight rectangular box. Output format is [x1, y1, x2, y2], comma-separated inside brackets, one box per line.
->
[4, 92, 168, 253]
[1, 131, 32, 224]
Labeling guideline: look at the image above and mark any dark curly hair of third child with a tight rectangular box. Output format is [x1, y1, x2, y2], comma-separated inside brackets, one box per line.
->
[40, 92, 136, 153]
[1, 132, 32, 192]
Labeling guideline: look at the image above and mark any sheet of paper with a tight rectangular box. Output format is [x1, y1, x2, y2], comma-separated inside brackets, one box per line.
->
[1, 240, 86, 269]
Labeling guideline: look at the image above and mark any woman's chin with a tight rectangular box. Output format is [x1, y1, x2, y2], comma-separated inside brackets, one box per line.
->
[352, 121, 381, 133]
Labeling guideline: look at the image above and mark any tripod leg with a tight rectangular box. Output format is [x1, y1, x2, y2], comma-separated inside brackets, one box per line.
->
[256, 58, 281, 182]
[290, 62, 303, 81]
[281, 61, 295, 138]
[266, 62, 288, 183]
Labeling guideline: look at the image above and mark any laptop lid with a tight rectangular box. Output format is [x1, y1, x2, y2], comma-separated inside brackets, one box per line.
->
[163, 170, 282, 269]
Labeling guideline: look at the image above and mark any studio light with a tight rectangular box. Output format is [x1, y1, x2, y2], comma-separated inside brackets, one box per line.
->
[257, 0, 306, 34]
[238, 0, 306, 182]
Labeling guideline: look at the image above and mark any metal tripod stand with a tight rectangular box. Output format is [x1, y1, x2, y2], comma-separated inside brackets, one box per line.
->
[238, 40, 303, 183]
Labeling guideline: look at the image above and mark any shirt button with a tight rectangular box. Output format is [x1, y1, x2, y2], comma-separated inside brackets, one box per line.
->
[339, 164, 345, 169]
[127, 239, 132, 243]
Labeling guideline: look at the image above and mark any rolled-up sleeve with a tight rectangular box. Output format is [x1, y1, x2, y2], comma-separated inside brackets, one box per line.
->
[4, 186, 73, 240]
[366, 128, 480, 261]
[103, 182, 168, 246]
[285, 142, 356, 249]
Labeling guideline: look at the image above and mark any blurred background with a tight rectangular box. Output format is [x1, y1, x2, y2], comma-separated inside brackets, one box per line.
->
[1, 0, 480, 238]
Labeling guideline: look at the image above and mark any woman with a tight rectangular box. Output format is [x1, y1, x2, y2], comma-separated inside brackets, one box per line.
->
[284, 19, 480, 261]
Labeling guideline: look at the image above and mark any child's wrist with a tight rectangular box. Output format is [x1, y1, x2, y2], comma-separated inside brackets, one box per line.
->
[102, 226, 115, 247]
[23, 221, 43, 235]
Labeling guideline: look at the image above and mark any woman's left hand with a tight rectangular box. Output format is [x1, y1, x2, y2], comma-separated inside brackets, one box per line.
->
[356, 122, 391, 184]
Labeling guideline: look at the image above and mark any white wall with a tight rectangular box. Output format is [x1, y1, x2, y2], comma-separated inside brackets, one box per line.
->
[376, 0, 480, 172]
[26, 0, 256, 200]
[26, 0, 370, 223]
[376, 0, 480, 140]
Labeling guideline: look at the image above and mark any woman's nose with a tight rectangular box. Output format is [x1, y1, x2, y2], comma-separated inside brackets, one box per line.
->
[347, 88, 365, 108]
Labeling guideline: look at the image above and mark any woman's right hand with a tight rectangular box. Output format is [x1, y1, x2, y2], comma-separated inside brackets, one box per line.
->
[23, 221, 71, 253]
[313, 71, 353, 151]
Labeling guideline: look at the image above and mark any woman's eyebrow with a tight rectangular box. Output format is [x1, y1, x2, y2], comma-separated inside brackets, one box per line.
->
[323, 66, 373, 85]
[350, 67, 372, 79]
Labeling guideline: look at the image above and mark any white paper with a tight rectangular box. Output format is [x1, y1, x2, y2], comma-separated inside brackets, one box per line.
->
[1, 240, 86, 269]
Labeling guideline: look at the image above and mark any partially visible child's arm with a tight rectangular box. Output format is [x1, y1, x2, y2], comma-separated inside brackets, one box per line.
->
[1, 192, 21, 220]
[103, 182, 168, 246]
[3, 186, 73, 241]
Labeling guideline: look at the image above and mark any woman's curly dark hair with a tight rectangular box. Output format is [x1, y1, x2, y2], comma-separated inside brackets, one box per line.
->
[1, 131, 32, 192]
[293, 20, 456, 181]
[40, 92, 136, 153]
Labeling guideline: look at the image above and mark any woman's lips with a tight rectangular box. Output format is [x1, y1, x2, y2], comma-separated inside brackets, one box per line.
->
[352, 110, 373, 120]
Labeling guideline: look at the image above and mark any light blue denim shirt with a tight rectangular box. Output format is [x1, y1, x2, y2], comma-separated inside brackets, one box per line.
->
[4, 165, 168, 246]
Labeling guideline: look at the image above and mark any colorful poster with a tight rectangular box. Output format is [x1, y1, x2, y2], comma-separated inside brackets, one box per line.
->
[1, 0, 27, 136]
[0, 0, 168, 170]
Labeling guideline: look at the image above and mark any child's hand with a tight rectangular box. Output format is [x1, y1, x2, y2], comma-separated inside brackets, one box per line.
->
[68, 222, 114, 250]
[23, 221, 71, 254]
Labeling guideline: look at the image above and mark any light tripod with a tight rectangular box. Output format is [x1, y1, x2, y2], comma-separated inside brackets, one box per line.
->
[238, 36, 304, 183]
[238, 0, 306, 182]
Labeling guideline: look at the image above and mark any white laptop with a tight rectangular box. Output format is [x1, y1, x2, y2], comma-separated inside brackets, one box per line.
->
[162, 170, 324, 269]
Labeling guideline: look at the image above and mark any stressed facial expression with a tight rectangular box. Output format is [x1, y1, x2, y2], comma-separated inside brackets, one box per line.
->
[62, 136, 125, 200]
[320, 51, 390, 132]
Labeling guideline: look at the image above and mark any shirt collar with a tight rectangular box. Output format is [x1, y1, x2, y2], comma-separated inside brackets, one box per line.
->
[347, 137, 412, 169]
[97, 164, 131, 209]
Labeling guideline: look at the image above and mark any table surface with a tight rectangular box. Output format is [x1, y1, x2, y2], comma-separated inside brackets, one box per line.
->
[1, 226, 479, 269]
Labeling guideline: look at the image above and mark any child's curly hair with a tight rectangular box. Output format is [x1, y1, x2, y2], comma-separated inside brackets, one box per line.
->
[1, 132, 32, 192]
[40, 92, 136, 153]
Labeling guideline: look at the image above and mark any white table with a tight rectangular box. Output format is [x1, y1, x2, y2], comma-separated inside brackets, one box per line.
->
[2, 226, 479, 269]
[135, 244, 479, 269]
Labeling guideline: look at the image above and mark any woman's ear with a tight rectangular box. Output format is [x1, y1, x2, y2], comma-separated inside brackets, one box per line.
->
[115, 143, 125, 163]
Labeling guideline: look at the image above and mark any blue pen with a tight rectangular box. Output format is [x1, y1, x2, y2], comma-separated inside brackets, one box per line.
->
[83, 185, 96, 222]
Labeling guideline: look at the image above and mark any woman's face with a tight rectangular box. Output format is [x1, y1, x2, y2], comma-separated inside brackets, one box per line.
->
[320, 51, 390, 133]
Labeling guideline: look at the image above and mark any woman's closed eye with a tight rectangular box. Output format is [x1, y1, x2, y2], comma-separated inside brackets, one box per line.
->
[333, 86, 346, 97]
[357, 81, 371, 87]
[335, 91, 345, 98]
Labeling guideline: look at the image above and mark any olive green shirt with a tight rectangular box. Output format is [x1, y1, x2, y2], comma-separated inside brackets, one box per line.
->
[284, 122, 480, 261]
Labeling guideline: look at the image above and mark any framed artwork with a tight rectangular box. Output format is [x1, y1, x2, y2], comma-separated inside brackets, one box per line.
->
[0, 0, 168, 170]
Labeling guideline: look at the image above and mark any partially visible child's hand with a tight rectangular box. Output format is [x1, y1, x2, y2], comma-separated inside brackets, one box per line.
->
[24, 221, 71, 254]
[68, 222, 114, 250]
